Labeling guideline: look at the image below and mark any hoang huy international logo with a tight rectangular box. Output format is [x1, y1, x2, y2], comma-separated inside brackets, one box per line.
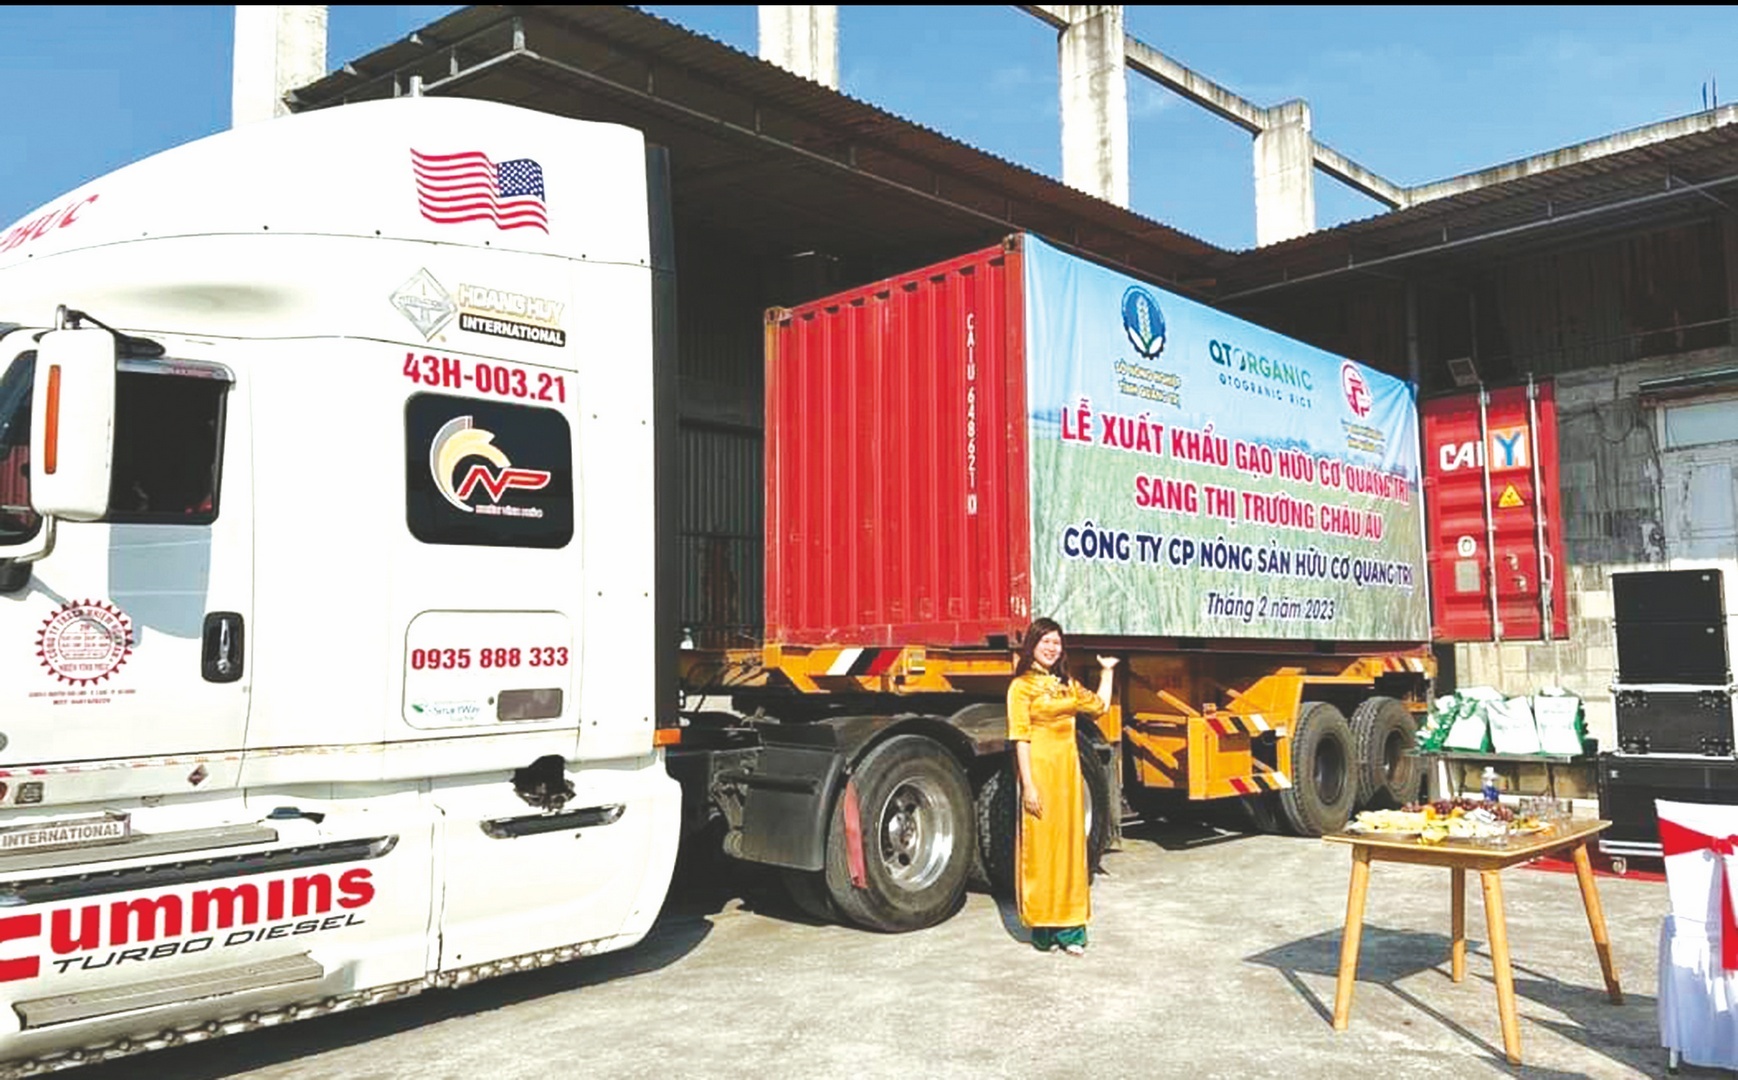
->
[429, 416, 550, 517]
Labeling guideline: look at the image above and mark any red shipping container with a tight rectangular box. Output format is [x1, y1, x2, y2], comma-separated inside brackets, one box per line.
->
[766, 240, 1030, 647]
[768, 235, 1445, 650]
[1421, 381, 1570, 642]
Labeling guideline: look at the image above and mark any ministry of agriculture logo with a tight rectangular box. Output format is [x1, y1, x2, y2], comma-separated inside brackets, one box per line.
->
[1121, 286, 1167, 360]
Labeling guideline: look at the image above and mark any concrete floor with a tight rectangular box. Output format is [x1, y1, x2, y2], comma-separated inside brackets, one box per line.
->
[69, 817, 1719, 1080]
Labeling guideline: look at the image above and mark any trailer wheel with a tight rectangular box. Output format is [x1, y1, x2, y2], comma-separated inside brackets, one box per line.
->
[779, 869, 842, 923]
[971, 730, 1113, 896]
[1240, 792, 1289, 835]
[1350, 696, 1420, 810]
[823, 735, 973, 932]
[1277, 701, 1356, 836]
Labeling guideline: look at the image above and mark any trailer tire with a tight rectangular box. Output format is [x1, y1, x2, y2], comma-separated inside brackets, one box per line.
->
[780, 869, 842, 923]
[1240, 792, 1289, 835]
[822, 735, 973, 932]
[1350, 696, 1420, 810]
[972, 730, 1113, 896]
[1277, 701, 1357, 836]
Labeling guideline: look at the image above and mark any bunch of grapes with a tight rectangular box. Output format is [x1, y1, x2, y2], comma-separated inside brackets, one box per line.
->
[1401, 797, 1516, 821]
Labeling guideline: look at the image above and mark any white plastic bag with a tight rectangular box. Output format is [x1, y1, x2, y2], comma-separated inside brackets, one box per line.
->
[1532, 692, 1584, 756]
[1486, 696, 1542, 755]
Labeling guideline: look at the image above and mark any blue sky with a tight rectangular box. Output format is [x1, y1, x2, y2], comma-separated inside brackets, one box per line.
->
[3, 5, 1736, 250]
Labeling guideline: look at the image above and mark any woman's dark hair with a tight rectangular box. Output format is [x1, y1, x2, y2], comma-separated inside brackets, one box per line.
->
[1014, 617, 1066, 677]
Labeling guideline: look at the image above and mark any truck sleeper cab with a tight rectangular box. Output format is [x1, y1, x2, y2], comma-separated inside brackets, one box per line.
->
[0, 98, 680, 1073]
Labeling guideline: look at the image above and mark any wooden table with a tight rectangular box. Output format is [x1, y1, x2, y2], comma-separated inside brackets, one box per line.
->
[1323, 818, 1621, 1066]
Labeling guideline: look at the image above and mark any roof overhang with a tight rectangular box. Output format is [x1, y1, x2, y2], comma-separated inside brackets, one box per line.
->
[290, 5, 1232, 295]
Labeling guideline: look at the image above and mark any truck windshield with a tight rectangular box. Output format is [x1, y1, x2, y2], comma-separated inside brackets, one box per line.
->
[0, 353, 40, 545]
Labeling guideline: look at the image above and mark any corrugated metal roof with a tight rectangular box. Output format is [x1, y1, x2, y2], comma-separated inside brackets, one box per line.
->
[291, 4, 1233, 294]
[1224, 119, 1738, 295]
[292, 5, 1738, 303]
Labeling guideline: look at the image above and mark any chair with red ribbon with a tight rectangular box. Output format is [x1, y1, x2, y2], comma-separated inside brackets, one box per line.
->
[1656, 799, 1738, 1072]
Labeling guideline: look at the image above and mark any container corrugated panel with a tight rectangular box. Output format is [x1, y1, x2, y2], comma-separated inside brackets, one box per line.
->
[1422, 382, 1570, 641]
[766, 240, 1028, 647]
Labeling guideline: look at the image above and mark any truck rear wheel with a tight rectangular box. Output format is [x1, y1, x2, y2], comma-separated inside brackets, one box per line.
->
[971, 729, 1112, 896]
[822, 735, 973, 932]
[1277, 701, 1356, 836]
[1350, 696, 1420, 809]
[780, 868, 842, 922]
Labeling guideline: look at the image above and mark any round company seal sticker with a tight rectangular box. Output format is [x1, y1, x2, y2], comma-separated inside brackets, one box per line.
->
[36, 599, 134, 686]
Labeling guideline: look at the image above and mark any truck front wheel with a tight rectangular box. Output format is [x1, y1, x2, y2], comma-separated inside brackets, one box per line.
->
[1277, 701, 1356, 836]
[823, 735, 973, 932]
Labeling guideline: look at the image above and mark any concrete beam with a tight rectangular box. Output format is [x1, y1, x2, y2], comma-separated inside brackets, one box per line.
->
[1254, 100, 1315, 246]
[1026, 6, 1402, 220]
[1054, 6, 1130, 208]
[1310, 143, 1406, 209]
[757, 6, 839, 89]
[1403, 104, 1738, 206]
[232, 5, 327, 127]
[1122, 34, 1265, 134]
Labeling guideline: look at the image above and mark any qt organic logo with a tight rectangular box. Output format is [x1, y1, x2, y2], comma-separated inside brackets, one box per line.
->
[1121, 286, 1167, 360]
[1340, 361, 1372, 419]
[430, 416, 550, 512]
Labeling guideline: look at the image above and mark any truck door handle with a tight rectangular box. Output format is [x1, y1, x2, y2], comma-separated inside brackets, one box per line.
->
[202, 611, 245, 683]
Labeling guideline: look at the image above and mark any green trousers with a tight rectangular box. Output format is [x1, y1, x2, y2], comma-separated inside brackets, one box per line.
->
[1030, 926, 1087, 951]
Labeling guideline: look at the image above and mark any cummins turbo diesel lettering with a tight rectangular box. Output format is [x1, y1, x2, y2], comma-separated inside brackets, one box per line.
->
[0, 867, 375, 982]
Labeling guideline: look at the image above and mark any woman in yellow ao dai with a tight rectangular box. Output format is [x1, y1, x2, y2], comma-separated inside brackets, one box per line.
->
[1006, 618, 1117, 956]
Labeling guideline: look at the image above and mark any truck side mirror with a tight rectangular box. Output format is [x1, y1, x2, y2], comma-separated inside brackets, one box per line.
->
[30, 327, 116, 522]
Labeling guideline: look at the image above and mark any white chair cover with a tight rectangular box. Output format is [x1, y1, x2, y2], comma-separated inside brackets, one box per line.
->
[1655, 799, 1738, 1069]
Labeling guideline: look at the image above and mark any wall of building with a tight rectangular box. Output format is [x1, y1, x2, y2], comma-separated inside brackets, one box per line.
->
[1452, 344, 1738, 749]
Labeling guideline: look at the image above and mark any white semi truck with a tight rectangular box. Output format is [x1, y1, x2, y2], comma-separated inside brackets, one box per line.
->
[0, 98, 686, 1073]
[0, 93, 1558, 1075]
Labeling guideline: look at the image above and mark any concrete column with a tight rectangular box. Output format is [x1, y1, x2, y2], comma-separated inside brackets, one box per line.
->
[1056, 5, 1129, 208]
[232, 5, 328, 127]
[758, 6, 839, 89]
[1254, 99, 1315, 246]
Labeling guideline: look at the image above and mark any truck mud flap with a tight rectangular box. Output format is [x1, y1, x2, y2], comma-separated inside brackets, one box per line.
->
[724, 744, 845, 873]
[15, 952, 324, 1030]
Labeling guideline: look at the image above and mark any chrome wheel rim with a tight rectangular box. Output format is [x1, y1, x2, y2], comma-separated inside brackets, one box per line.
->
[877, 777, 956, 890]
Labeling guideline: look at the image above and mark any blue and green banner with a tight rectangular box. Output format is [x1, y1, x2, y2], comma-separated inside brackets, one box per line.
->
[1024, 235, 1428, 641]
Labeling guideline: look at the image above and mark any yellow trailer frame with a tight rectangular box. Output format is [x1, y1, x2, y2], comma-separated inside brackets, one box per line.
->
[679, 644, 1434, 803]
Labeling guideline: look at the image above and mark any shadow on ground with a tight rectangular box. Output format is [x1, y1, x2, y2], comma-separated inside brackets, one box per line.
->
[1245, 925, 1675, 1077]
[66, 838, 836, 1079]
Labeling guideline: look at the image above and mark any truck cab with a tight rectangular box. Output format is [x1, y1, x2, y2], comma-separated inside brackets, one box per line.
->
[0, 97, 679, 1069]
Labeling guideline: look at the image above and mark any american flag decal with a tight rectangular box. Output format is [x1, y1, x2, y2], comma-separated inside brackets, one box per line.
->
[412, 149, 549, 233]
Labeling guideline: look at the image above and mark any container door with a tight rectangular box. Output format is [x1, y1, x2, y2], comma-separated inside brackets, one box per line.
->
[0, 341, 253, 790]
[1421, 379, 1569, 642]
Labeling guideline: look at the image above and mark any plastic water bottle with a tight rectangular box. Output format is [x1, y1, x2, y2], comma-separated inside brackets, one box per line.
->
[1481, 766, 1500, 804]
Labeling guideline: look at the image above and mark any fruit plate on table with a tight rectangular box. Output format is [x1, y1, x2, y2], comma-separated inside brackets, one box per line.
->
[1344, 809, 1430, 837]
[1346, 799, 1547, 844]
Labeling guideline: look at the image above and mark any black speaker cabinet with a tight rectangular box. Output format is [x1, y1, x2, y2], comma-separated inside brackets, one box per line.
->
[1613, 621, 1730, 684]
[1612, 568, 1725, 625]
[1614, 686, 1736, 756]
[1598, 753, 1738, 856]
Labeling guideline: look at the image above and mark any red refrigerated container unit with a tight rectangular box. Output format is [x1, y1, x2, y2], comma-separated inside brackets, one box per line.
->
[765, 240, 1031, 647]
[1421, 381, 1570, 642]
